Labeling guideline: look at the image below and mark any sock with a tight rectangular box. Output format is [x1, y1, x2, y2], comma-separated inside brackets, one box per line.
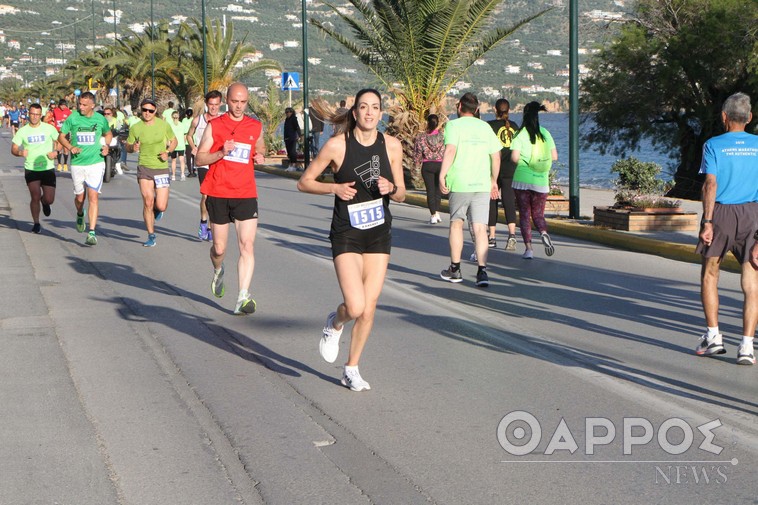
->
[478, 265, 487, 273]
[201, 219, 207, 224]
[707, 327, 719, 338]
[741, 336, 754, 348]
[344, 365, 358, 373]
[238, 289, 249, 301]
[451, 262, 461, 272]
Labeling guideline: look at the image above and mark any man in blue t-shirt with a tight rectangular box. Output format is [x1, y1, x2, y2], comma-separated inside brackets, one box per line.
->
[695, 92, 758, 366]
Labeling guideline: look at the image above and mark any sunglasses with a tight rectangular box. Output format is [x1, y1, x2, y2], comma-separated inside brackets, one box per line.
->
[141, 107, 156, 113]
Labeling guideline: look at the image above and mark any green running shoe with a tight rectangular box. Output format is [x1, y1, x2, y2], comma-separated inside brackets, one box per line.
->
[85, 231, 97, 246]
[211, 265, 225, 298]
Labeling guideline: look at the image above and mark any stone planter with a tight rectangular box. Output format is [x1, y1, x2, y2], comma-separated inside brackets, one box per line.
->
[593, 206, 698, 231]
[264, 154, 287, 167]
[545, 195, 570, 215]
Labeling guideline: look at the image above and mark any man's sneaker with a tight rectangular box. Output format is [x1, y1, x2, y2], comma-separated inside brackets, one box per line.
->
[506, 235, 517, 251]
[154, 209, 164, 221]
[341, 366, 371, 392]
[85, 231, 97, 246]
[522, 249, 534, 260]
[234, 296, 257, 315]
[76, 212, 85, 233]
[31, 223, 41, 234]
[211, 265, 225, 298]
[171, 175, 176, 181]
[694, 333, 726, 356]
[440, 267, 463, 283]
[143, 233, 157, 247]
[206, 228, 213, 242]
[488, 237, 496, 248]
[475, 269, 489, 287]
[320, 312, 342, 363]
[42, 202, 51, 217]
[180, 174, 186, 181]
[736, 344, 755, 365]
[541, 232, 555, 256]
[198, 222, 208, 240]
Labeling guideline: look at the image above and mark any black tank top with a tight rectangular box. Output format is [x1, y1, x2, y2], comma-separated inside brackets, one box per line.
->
[330, 131, 394, 235]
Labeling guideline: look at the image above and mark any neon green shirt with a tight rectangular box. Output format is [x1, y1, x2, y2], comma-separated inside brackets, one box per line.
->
[169, 120, 186, 150]
[12, 122, 59, 171]
[60, 111, 110, 166]
[443, 116, 502, 192]
[127, 118, 176, 169]
[511, 127, 556, 192]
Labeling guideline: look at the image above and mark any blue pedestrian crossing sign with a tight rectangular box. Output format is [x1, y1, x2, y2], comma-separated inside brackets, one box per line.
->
[281, 72, 300, 91]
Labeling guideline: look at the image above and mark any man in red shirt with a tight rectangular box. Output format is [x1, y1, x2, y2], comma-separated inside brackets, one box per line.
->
[52, 99, 72, 171]
[195, 82, 265, 315]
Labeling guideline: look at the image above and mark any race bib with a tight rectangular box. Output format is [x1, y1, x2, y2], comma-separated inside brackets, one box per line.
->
[223, 142, 252, 164]
[76, 132, 96, 145]
[26, 134, 46, 144]
[154, 174, 171, 188]
[347, 198, 385, 230]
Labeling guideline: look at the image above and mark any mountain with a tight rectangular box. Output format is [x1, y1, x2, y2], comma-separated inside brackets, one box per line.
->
[0, 0, 628, 105]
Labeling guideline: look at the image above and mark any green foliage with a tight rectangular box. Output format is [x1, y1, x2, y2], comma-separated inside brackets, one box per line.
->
[610, 157, 679, 208]
[581, 0, 758, 199]
[249, 81, 299, 155]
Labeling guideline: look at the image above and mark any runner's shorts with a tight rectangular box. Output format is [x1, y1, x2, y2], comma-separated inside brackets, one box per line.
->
[24, 169, 56, 188]
[137, 165, 171, 186]
[449, 192, 490, 224]
[330, 227, 392, 259]
[206, 196, 258, 224]
[71, 162, 105, 195]
[695, 202, 758, 264]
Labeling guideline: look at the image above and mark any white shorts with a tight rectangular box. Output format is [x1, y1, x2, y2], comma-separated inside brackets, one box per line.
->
[71, 162, 105, 195]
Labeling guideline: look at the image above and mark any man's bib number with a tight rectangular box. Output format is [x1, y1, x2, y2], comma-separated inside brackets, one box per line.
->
[223, 142, 252, 164]
[76, 132, 96, 145]
[348, 198, 385, 230]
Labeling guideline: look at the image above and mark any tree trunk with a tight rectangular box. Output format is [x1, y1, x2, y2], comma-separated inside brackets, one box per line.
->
[667, 124, 704, 200]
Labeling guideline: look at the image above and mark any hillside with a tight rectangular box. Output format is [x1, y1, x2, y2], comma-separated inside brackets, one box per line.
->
[0, 0, 629, 105]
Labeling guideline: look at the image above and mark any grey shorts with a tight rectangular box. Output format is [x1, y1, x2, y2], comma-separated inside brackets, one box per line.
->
[695, 202, 758, 263]
[449, 192, 490, 224]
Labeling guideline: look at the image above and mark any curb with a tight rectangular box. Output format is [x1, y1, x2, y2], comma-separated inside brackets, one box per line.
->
[255, 164, 740, 273]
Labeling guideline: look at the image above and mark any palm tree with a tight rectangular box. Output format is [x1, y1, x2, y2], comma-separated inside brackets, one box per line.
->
[311, 0, 550, 186]
[166, 19, 281, 105]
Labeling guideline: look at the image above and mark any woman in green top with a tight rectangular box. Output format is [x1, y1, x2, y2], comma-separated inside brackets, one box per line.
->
[510, 102, 558, 259]
[169, 111, 187, 180]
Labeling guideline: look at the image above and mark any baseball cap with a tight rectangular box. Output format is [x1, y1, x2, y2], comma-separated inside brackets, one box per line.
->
[140, 98, 157, 108]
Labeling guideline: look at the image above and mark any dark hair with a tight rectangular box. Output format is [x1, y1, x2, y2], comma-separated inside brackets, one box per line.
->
[168, 101, 174, 108]
[79, 91, 95, 102]
[205, 90, 223, 102]
[29, 103, 42, 112]
[495, 98, 510, 119]
[183, 108, 193, 119]
[459, 92, 479, 114]
[520, 101, 547, 144]
[331, 89, 382, 138]
[339, 99, 346, 107]
[285, 107, 295, 114]
[426, 114, 439, 133]
[58, 99, 67, 106]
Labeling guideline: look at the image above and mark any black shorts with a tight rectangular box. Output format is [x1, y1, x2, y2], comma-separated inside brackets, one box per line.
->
[197, 166, 209, 185]
[205, 196, 258, 224]
[24, 169, 56, 187]
[170, 150, 185, 159]
[330, 227, 392, 258]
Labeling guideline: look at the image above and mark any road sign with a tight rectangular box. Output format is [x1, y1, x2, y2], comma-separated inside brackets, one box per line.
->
[109, 88, 118, 97]
[281, 72, 300, 91]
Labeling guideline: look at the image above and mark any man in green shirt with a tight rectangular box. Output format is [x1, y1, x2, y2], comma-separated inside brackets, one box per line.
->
[57, 91, 112, 246]
[11, 103, 60, 234]
[438, 92, 501, 287]
[126, 98, 178, 247]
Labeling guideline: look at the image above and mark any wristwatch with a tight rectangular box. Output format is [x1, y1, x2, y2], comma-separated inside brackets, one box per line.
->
[389, 183, 398, 196]
[701, 218, 712, 225]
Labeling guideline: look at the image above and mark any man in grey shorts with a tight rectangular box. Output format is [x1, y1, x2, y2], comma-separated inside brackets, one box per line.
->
[439, 92, 501, 287]
[695, 92, 758, 365]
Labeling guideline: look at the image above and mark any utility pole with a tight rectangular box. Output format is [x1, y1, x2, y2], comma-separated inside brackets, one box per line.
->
[202, 0, 207, 95]
[113, 0, 120, 107]
[150, 0, 155, 101]
[301, 0, 310, 166]
[568, 0, 580, 218]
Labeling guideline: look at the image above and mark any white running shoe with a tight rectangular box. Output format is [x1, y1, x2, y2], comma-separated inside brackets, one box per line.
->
[320, 312, 342, 363]
[694, 332, 725, 356]
[341, 366, 371, 391]
[736, 344, 755, 365]
[522, 250, 534, 260]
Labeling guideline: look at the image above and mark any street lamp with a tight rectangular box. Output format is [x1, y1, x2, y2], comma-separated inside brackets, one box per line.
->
[301, 0, 310, 166]
[113, 0, 120, 107]
[150, 0, 155, 101]
[202, 0, 207, 95]
[568, 0, 580, 218]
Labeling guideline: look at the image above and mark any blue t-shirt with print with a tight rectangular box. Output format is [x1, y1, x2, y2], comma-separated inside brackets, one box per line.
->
[699, 131, 758, 204]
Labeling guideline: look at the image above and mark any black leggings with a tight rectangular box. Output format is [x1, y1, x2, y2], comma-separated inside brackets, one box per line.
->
[421, 161, 442, 215]
[488, 177, 518, 227]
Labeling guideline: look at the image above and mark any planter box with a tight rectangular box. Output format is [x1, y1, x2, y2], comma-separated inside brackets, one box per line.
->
[545, 196, 570, 215]
[593, 206, 698, 232]
[264, 155, 287, 166]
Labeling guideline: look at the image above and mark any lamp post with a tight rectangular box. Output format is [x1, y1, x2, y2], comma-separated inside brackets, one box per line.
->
[91, 0, 96, 50]
[150, 0, 155, 101]
[568, 0, 580, 218]
[202, 0, 207, 95]
[301, 0, 310, 166]
[113, 0, 120, 108]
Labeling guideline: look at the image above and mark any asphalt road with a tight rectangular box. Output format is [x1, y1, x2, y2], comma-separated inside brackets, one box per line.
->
[1, 136, 756, 505]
